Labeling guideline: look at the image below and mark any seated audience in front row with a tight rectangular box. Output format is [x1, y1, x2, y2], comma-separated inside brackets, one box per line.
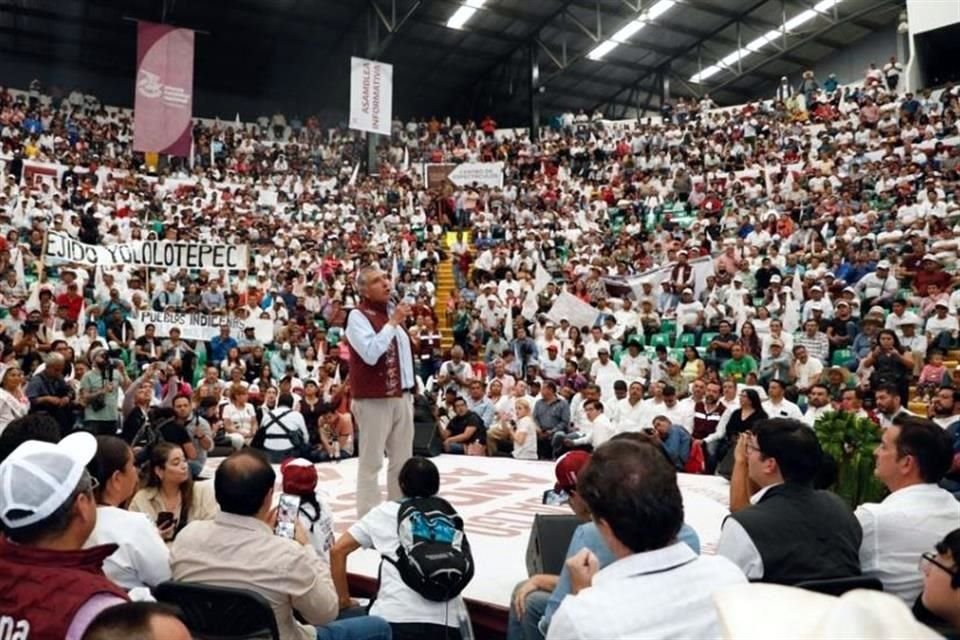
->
[82, 602, 191, 640]
[718, 418, 862, 584]
[85, 435, 171, 592]
[0, 432, 129, 639]
[544, 438, 745, 639]
[856, 415, 959, 605]
[128, 442, 218, 544]
[331, 457, 469, 640]
[170, 449, 391, 640]
[510, 435, 705, 640]
[439, 396, 486, 454]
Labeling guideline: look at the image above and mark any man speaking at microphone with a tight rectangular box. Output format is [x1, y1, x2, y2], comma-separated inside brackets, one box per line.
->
[346, 266, 416, 517]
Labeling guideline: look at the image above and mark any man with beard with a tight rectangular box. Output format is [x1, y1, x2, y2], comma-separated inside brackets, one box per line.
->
[929, 386, 960, 431]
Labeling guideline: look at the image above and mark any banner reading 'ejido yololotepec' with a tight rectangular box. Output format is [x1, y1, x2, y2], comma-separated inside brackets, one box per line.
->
[46, 231, 249, 271]
[133, 21, 194, 157]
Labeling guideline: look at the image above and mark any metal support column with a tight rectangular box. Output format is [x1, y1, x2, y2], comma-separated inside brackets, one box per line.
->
[529, 40, 541, 141]
[366, 7, 381, 175]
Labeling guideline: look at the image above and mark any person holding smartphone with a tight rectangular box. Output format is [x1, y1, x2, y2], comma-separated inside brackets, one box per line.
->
[170, 449, 391, 640]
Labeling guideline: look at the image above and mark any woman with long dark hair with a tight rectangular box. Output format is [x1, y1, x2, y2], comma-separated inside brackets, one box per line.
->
[129, 442, 217, 543]
[711, 387, 768, 478]
[863, 329, 914, 404]
[86, 436, 171, 589]
[738, 321, 762, 361]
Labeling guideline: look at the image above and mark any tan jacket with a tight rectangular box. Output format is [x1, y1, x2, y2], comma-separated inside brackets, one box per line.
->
[128, 480, 219, 537]
[170, 512, 338, 640]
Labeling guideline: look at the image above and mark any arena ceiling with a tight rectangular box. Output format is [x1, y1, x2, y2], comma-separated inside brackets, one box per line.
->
[0, 0, 902, 124]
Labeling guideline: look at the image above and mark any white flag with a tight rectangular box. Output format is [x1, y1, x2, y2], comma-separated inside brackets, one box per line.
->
[348, 162, 360, 187]
[13, 248, 24, 288]
[533, 260, 551, 295]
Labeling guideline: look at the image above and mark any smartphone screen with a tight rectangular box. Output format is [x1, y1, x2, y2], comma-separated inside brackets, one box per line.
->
[157, 511, 175, 528]
[275, 493, 301, 539]
[542, 489, 570, 506]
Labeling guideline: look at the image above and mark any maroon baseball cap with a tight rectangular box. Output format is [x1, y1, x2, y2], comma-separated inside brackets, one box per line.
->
[554, 450, 591, 493]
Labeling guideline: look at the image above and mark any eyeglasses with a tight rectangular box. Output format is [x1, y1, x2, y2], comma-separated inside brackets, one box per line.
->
[920, 552, 958, 577]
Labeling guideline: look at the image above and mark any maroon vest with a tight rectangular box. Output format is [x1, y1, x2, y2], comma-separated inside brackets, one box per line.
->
[0, 539, 128, 639]
[347, 302, 414, 399]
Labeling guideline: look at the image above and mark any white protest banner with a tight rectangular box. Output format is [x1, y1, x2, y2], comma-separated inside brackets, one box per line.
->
[45, 231, 249, 271]
[547, 291, 600, 329]
[131, 310, 274, 343]
[446, 162, 505, 188]
[349, 57, 392, 136]
[603, 256, 715, 301]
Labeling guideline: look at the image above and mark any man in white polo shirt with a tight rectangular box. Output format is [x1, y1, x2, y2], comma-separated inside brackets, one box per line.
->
[856, 416, 960, 604]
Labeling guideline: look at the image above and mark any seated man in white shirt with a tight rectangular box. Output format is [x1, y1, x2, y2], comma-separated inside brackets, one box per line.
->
[762, 379, 803, 421]
[856, 415, 960, 605]
[546, 439, 746, 639]
[257, 393, 310, 463]
[561, 400, 616, 453]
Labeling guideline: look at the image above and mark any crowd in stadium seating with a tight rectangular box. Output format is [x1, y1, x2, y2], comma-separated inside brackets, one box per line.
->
[1, 60, 960, 638]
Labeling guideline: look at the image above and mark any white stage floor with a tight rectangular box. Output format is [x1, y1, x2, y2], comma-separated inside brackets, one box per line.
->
[206, 454, 731, 610]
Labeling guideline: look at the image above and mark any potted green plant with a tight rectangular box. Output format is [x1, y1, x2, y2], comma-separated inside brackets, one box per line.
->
[814, 411, 887, 508]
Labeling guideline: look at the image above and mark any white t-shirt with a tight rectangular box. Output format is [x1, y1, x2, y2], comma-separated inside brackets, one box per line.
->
[348, 501, 469, 626]
[222, 402, 258, 439]
[85, 505, 171, 590]
[512, 416, 538, 460]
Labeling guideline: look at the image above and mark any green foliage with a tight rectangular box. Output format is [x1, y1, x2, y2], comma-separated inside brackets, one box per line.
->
[814, 411, 887, 508]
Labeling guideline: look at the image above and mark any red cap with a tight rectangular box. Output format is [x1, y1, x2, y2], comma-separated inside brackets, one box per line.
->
[554, 450, 591, 493]
[280, 458, 317, 495]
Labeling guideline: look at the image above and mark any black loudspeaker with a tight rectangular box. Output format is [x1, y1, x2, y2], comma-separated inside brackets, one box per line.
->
[525, 514, 581, 576]
[413, 420, 441, 457]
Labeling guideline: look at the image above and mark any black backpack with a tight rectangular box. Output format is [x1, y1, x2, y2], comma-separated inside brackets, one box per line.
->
[383, 497, 474, 602]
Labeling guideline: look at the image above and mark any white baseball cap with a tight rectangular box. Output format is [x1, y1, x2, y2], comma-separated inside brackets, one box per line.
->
[0, 432, 98, 529]
[714, 583, 941, 640]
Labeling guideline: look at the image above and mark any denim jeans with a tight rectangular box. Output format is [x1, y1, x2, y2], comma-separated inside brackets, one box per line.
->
[316, 610, 392, 640]
[506, 587, 549, 640]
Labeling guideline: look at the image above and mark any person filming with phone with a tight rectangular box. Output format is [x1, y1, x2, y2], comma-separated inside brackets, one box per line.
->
[80, 347, 130, 436]
[170, 449, 391, 640]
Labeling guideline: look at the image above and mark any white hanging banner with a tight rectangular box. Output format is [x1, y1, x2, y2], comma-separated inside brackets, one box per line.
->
[349, 56, 393, 136]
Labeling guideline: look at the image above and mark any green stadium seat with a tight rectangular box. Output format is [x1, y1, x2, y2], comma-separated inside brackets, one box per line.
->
[649, 333, 672, 348]
[699, 332, 718, 347]
[831, 349, 852, 367]
[677, 333, 696, 348]
[660, 319, 677, 335]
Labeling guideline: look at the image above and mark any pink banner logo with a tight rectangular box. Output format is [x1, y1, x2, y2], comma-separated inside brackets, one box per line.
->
[133, 21, 194, 157]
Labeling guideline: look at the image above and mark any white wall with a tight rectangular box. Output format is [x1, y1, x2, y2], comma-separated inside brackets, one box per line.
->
[907, 0, 960, 35]
[812, 25, 898, 87]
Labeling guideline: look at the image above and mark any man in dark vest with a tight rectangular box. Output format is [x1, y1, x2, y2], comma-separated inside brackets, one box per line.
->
[345, 265, 416, 517]
[0, 431, 128, 638]
[717, 418, 862, 585]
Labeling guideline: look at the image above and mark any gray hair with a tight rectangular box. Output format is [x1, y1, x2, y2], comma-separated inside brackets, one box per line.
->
[45, 352, 65, 367]
[356, 265, 384, 293]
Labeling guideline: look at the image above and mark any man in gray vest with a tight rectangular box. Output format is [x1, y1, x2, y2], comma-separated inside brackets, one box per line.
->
[717, 418, 862, 585]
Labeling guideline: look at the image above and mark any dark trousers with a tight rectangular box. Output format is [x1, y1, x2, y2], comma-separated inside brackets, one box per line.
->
[392, 622, 462, 640]
[84, 419, 118, 436]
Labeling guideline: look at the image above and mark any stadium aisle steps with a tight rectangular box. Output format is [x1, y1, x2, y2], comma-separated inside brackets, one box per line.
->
[436, 260, 456, 350]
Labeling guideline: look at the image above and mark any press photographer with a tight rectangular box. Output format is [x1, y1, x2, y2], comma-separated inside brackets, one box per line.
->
[80, 347, 129, 436]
